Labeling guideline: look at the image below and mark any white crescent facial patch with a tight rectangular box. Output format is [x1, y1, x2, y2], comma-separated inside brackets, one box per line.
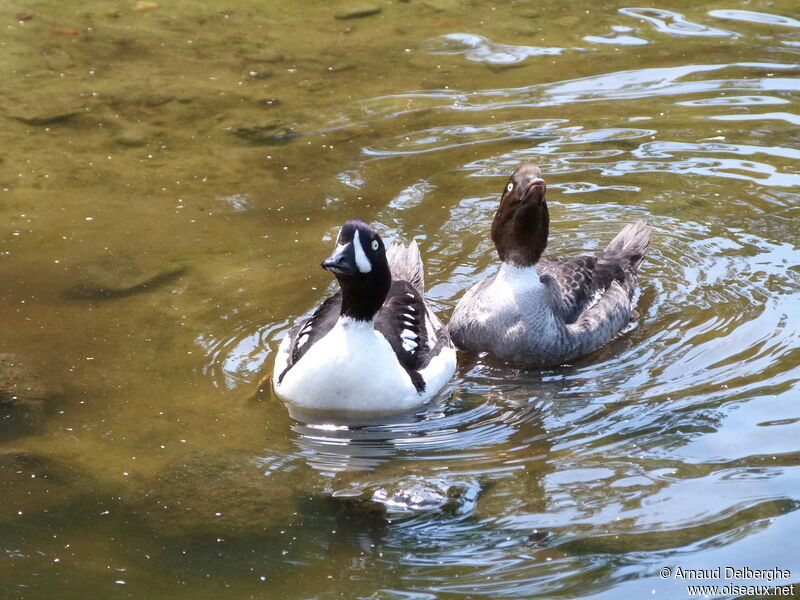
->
[352, 230, 372, 274]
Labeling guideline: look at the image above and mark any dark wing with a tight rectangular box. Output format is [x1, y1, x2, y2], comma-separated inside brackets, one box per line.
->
[277, 292, 341, 384]
[537, 255, 625, 324]
[374, 280, 430, 393]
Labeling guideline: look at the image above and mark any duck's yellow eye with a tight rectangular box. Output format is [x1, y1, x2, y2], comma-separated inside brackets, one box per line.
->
[371, 240, 379, 251]
[506, 182, 514, 192]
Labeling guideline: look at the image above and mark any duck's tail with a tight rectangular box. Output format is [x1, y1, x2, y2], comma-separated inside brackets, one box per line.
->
[386, 239, 425, 292]
[602, 221, 652, 272]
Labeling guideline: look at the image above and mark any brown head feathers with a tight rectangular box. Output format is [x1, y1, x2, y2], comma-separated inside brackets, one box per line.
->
[490, 164, 549, 268]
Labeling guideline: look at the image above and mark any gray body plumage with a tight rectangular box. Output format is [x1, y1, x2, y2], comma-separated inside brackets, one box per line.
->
[449, 221, 652, 366]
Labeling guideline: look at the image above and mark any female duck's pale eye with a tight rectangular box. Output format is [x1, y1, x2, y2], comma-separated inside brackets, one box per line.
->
[506, 183, 514, 193]
[371, 240, 379, 251]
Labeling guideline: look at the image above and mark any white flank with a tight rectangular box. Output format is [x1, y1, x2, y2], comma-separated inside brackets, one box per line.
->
[274, 316, 450, 413]
[272, 333, 292, 384]
[418, 309, 456, 400]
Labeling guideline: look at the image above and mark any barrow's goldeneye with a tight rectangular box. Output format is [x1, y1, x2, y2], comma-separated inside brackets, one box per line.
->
[273, 219, 456, 414]
[449, 164, 652, 366]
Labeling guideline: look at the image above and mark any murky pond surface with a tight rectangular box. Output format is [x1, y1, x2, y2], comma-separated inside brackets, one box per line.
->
[1, 0, 799, 598]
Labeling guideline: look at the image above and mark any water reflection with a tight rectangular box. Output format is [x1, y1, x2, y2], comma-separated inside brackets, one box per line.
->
[287, 381, 549, 474]
[459, 138, 800, 187]
[618, 7, 737, 38]
[197, 318, 285, 389]
[707, 9, 800, 28]
[363, 62, 800, 115]
[426, 33, 568, 64]
[676, 94, 790, 107]
[584, 25, 649, 46]
[365, 119, 568, 156]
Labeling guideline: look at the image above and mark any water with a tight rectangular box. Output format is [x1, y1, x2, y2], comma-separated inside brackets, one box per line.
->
[1, 1, 798, 598]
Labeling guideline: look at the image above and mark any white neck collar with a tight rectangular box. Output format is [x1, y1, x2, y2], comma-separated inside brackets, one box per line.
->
[496, 262, 543, 289]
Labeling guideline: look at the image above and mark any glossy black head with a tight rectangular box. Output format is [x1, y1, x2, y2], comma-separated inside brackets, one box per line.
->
[491, 164, 549, 267]
[322, 219, 391, 321]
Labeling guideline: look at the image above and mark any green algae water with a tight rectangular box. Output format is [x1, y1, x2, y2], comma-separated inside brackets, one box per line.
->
[1, 0, 799, 598]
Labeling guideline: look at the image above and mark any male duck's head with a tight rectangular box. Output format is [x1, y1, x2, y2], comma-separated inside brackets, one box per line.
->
[491, 164, 548, 268]
[322, 219, 391, 321]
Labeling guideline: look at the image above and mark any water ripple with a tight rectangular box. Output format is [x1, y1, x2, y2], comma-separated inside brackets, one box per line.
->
[197, 318, 284, 389]
[708, 111, 800, 126]
[425, 33, 568, 64]
[708, 9, 800, 28]
[460, 138, 800, 187]
[676, 94, 790, 107]
[619, 7, 738, 37]
[287, 393, 549, 473]
[361, 62, 800, 118]
[364, 119, 569, 157]
[584, 25, 650, 46]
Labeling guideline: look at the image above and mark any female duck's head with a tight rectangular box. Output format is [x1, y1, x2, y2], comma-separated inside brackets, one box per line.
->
[491, 164, 548, 268]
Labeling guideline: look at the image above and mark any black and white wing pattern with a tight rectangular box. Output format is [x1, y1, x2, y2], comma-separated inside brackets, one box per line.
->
[276, 292, 341, 384]
[537, 255, 626, 324]
[374, 280, 434, 393]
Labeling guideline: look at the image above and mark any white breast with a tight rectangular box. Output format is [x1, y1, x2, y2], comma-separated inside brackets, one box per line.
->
[475, 263, 547, 324]
[274, 316, 438, 414]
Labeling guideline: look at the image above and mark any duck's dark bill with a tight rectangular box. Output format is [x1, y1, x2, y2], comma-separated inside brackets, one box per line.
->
[523, 178, 546, 200]
[321, 245, 358, 276]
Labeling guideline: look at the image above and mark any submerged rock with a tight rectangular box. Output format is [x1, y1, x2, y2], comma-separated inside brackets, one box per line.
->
[333, 476, 482, 518]
[256, 97, 281, 109]
[65, 255, 186, 300]
[372, 477, 474, 514]
[421, 0, 459, 11]
[130, 451, 315, 537]
[240, 49, 285, 64]
[247, 70, 273, 80]
[140, 92, 174, 107]
[111, 87, 176, 108]
[5, 100, 85, 126]
[0, 450, 99, 524]
[335, 5, 382, 20]
[0, 354, 62, 436]
[45, 51, 76, 72]
[331, 487, 387, 517]
[231, 123, 299, 146]
[133, 1, 159, 12]
[113, 127, 150, 147]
